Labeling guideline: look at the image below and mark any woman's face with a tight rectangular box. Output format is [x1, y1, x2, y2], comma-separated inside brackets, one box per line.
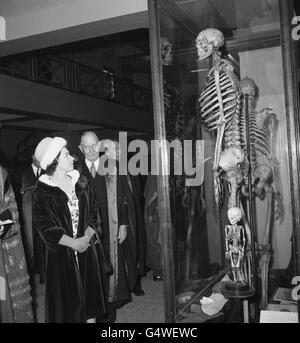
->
[57, 147, 74, 173]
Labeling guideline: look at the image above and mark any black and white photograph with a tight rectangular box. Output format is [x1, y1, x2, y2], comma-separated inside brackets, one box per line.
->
[0, 0, 299, 329]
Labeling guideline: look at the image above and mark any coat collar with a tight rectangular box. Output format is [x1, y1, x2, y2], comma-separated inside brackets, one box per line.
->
[37, 170, 88, 198]
[39, 169, 80, 187]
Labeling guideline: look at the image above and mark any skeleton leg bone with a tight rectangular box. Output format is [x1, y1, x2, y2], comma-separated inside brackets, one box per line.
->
[259, 186, 274, 309]
[213, 122, 226, 204]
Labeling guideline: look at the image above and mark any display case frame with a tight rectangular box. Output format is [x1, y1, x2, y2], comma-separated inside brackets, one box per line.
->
[148, 0, 300, 323]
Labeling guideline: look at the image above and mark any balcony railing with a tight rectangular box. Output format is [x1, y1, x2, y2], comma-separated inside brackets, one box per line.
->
[0, 54, 153, 112]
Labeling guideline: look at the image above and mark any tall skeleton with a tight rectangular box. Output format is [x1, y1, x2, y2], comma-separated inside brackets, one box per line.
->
[196, 29, 253, 292]
[196, 29, 282, 303]
[240, 77, 282, 309]
[196, 28, 244, 208]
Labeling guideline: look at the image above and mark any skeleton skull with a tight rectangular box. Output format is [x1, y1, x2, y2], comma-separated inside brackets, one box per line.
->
[195, 28, 224, 60]
[161, 37, 173, 66]
[219, 146, 245, 172]
[240, 77, 256, 98]
[227, 207, 242, 225]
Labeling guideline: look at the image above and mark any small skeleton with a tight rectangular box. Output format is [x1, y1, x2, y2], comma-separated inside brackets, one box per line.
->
[225, 207, 248, 283]
[240, 76, 282, 309]
[196, 28, 243, 206]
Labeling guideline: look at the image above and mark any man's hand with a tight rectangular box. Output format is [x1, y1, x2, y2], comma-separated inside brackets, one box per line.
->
[0, 225, 4, 236]
[72, 236, 90, 253]
[118, 225, 128, 244]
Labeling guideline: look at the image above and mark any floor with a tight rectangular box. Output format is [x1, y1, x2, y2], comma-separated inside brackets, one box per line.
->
[33, 270, 285, 323]
[34, 271, 164, 323]
[115, 272, 164, 323]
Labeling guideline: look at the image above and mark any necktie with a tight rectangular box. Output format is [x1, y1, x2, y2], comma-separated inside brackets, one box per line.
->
[90, 163, 96, 178]
[36, 168, 41, 178]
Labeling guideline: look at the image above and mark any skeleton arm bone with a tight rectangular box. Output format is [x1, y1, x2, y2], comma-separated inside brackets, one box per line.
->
[212, 54, 227, 173]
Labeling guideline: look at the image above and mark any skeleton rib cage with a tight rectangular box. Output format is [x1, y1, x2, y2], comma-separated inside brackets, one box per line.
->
[199, 58, 242, 150]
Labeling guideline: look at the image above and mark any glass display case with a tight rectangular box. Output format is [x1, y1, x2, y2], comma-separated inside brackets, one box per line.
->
[148, 0, 300, 323]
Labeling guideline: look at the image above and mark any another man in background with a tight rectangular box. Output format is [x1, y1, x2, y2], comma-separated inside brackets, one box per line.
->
[76, 131, 138, 322]
[105, 139, 146, 295]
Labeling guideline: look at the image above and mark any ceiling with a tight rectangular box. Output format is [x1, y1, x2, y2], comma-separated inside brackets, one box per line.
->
[0, 0, 68, 16]
[182, 0, 279, 34]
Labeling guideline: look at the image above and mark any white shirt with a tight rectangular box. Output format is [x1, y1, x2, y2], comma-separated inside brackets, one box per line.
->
[32, 164, 41, 178]
[85, 158, 99, 173]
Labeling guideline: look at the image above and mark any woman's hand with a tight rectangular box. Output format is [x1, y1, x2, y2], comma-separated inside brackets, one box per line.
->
[118, 225, 128, 244]
[72, 236, 90, 253]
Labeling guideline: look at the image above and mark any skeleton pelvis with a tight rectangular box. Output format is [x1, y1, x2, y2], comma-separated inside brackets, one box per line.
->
[219, 146, 245, 172]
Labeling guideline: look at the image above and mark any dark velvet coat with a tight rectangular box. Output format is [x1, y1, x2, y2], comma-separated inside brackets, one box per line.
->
[32, 173, 106, 323]
[76, 160, 138, 305]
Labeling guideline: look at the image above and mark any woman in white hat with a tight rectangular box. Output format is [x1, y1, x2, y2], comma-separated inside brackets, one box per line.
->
[33, 137, 108, 323]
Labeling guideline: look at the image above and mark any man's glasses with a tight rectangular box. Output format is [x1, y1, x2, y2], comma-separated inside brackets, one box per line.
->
[80, 144, 99, 152]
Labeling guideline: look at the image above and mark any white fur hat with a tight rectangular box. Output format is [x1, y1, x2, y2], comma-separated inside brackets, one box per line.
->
[35, 137, 67, 170]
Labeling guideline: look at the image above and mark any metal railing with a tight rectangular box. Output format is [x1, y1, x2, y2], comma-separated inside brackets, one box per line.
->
[0, 54, 153, 112]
